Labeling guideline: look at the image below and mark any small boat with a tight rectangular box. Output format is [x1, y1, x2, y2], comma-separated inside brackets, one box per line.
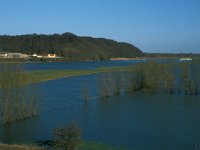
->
[179, 58, 193, 62]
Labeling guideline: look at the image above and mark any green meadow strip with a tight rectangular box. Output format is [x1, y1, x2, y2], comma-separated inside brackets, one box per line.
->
[25, 66, 129, 84]
[19, 61, 200, 84]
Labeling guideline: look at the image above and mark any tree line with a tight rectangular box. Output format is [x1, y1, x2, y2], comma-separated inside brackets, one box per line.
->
[0, 33, 143, 61]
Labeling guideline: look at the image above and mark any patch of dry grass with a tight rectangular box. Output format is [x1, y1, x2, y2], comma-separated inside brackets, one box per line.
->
[0, 144, 45, 150]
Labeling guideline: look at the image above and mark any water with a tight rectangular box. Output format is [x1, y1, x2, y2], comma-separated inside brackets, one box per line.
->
[24, 60, 144, 71]
[0, 61, 200, 150]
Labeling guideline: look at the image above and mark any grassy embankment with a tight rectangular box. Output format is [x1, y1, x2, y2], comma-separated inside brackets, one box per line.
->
[25, 67, 129, 84]
[21, 61, 200, 85]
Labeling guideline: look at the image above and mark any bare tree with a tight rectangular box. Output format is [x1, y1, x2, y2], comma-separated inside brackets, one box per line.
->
[53, 122, 81, 150]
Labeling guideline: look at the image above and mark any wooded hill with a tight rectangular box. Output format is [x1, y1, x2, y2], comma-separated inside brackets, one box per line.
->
[0, 33, 143, 60]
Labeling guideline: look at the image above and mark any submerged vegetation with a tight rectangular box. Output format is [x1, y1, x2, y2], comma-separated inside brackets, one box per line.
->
[53, 122, 81, 150]
[81, 82, 91, 104]
[0, 63, 39, 124]
[0, 61, 199, 149]
[0, 62, 198, 125]
[181, 64, 199, 95]
[97, 62, 200, 98]
[98, 71, 124, 98]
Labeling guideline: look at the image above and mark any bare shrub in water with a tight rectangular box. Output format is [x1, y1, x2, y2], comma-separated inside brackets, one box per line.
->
[0, 63, 39, 124]
[53, 122, 81, 150]
[98, 73, 115, 98]
[110, 71, 123, 95]
[81, 81, 90, 104]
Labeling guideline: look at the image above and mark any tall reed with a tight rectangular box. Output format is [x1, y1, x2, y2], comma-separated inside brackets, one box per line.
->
[0, 63, 39, 124]
[97, 62, 199, 97]
[181, 64, 199, 95]
[81, 81, 90, 104]
[162, 68, 175, 94]
[98, 73, 115, 98]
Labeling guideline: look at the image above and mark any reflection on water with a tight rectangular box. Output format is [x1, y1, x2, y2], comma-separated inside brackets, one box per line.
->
[24, 60, 144, 71]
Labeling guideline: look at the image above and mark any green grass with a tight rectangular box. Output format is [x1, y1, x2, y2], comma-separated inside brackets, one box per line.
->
[0, 144, 44, 150]
[78, 142, 128, 150]
[26, 70, 98, 83]
[0, 142, 128, 150]
[2, 61, 199, 85]
[25, 66, 129, 84]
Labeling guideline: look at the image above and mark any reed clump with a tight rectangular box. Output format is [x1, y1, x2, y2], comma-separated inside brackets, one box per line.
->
[0, 63, 39, 124]
[97, 62, 199, 97]
[182, 64, 199, 95]
[162, 70, 175, 94]
[127, 62, 173, 93]
[98, 73, 115, 98]
[110, 71, 123, 95]
[128, 66, 145, 92]
[53, 122, 81, 150]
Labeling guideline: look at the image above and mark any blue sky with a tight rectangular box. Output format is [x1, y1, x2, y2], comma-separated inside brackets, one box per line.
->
[0, 0, 200, 53]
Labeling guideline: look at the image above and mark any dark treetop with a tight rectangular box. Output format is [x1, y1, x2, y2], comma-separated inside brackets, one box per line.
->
[0, 32, 143, 61]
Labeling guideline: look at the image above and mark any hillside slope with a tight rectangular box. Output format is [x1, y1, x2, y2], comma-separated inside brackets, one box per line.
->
[0, 33, 143, 60]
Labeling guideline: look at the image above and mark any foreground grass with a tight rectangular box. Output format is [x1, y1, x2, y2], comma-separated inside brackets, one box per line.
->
[0, 142, 127, 150]
[78, 142, 127, 150]
[0, 144, 44, 150]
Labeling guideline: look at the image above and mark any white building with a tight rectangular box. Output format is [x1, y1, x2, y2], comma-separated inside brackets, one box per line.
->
[0, 52, 28, 58]
[47, 54, 57, 58]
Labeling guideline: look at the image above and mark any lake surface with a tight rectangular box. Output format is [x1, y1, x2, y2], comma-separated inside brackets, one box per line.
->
[0, 61, 200, 150]
[24, 60, 145, 71]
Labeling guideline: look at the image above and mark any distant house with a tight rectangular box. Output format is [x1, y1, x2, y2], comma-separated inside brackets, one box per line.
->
[0, 52, 7, 58]
[30, 53, 61, 59]
[31, 54, 44, 58]
[31, 54, 38, 57]
[47, 54, 57, 58]
[0, 52, 28, 58]
[7, 53, 28, 58]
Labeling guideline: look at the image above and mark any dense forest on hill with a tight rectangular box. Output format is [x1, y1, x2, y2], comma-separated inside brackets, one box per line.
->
[0, 33, 143, 60]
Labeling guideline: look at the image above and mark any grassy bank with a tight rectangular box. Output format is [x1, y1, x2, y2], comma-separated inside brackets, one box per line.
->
[27, 70, 99, 83]
[25, 66, 128, 84]
[0, 142, 127, 150]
